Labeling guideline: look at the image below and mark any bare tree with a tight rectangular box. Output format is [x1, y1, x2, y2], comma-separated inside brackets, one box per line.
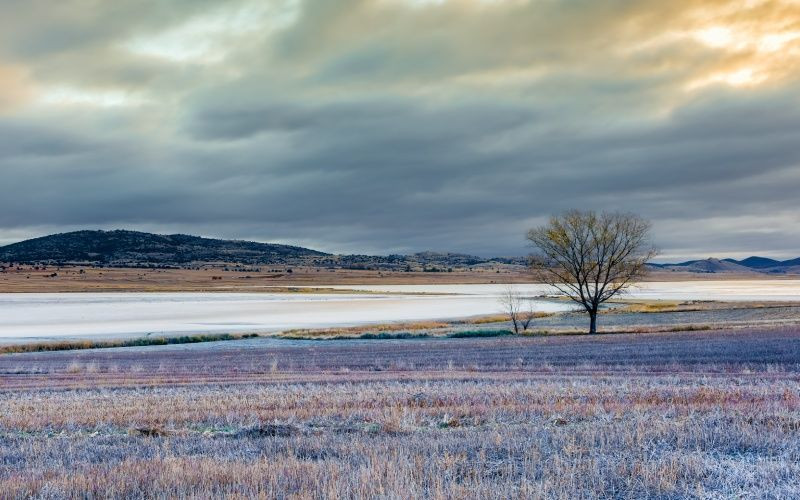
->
[499, 286, 537, 334]
[499, 286, 523, 334]
[519, 302, 536, 332]
[527, 210, 657, 334]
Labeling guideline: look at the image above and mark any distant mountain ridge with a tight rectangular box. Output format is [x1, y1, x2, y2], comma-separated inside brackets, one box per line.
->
[0, 230, 797, 274]
[652, 256, 800, 275]
[0, 230, 524, 270]
[724, 256, 800, 268]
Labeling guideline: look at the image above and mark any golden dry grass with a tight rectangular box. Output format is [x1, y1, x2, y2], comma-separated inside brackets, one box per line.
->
[463, 312, 554, 324]
[280, 321, 453, 339]
[614, 301, 688, 313]
[0, 265, 533, 292]
[0, 333, 259, 355]
[607, 300, 800, 315]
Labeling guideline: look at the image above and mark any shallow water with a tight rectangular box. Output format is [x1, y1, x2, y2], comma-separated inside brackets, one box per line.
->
[326, 280, 800, 301]
[2, 280, 798, 340]
[0, 291, 569, 340]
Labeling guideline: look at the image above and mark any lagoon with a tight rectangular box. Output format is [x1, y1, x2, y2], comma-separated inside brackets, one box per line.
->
[2, 280, 798, 341]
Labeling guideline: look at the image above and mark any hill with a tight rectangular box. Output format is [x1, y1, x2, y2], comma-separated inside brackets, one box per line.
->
[1, 230, 797, 274]
[0, 230, 523, 270]
[655, 256, 800, 275]
[723, 256, 782, 269]
[655, 258, 756, 274]
[0, 230, 328, 266]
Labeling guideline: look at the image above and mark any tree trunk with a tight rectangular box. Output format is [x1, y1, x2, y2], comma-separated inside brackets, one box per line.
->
[589, 310, 597, 334]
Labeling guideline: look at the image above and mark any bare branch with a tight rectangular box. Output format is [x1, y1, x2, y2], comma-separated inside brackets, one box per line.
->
[499, 285, 522, 334]
[527, 210, 657, 333]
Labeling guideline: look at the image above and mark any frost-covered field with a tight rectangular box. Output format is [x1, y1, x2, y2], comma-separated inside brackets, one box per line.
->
[2, 327, 800, 498]
[2, 280, 800, 340]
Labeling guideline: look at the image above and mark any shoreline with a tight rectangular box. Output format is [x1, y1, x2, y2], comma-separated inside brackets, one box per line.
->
[3, 298, 800, 351]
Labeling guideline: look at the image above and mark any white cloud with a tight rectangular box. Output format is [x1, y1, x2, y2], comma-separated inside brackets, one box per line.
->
[37, 86, 149, 107]
[122, 0, 300, 63]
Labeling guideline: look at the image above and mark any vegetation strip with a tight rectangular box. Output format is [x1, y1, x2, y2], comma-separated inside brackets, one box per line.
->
[278, 329, 513, 340]
[0, 333, 260, 355]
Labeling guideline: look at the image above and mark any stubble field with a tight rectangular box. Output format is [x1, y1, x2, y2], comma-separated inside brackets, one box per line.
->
[2, 326, 800, 498]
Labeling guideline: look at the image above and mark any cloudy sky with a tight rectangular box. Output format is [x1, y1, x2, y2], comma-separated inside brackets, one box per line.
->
[1, 0, 799, 260]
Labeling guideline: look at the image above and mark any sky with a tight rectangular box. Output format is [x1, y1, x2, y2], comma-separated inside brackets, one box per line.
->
[1, 0, 799, 260]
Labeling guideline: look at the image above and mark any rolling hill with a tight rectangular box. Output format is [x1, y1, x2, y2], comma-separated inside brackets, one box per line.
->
[655, 256, 800, 275]
[0, 230, 329, 266]
[723, 256, 782, 269]
[653, 258, 755, 274]
[0, 230, 523, 270]
[1, 230, 797, 274]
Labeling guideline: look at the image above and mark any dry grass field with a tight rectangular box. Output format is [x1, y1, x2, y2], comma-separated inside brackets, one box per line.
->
[2, 326, 800, 498]
[0, 265, 528, 292]
[0, 264, 787, 292]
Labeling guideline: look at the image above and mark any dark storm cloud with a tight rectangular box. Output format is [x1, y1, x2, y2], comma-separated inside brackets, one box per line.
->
[1, 0, 799, 258]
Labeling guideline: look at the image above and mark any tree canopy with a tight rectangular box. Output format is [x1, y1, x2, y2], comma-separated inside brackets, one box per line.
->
[527, 210, 657, 333]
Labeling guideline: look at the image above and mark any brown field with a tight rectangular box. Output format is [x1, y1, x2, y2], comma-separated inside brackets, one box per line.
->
[2, 326, 800, 498]
[0, 265, 525, 292]
[0, 264, 791, 292]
